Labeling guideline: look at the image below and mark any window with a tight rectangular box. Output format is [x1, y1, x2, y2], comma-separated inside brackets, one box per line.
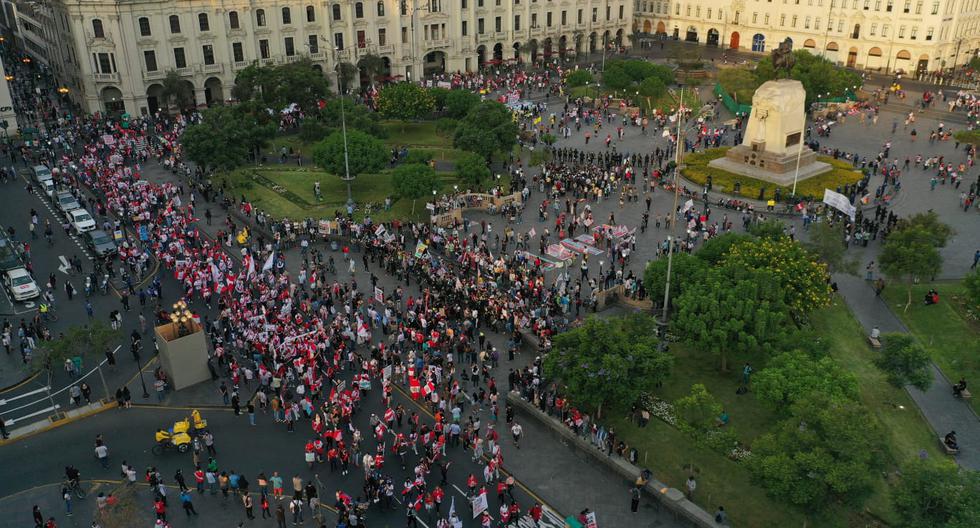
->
[355, 2, 364, 18]
[95, 52, 114, 74]
[852, 23, 860, 38]
[256, 9, 266, 27]
[926, 27, 933, 40]
[430, 0, 441, 12]
[377, 1, 385, 16]
[144, 50, 157, 71]
[915, 1, 922, 13]
[792, 15, 797, 27]
[495, 16, 501, 32]
[92, 19, 104, 39]
[138, 17, 151, 37]
[577, 9, 582, 23]
[593, 7, 598, 21]
[886, 0, 893, 10]
[308, 35, 319, 53]
[903, 0, 910, 12]
[202, 44, 214, 64]
[606, 5, 611, 19]
[932, 1, 939, 13]
[882, 24, 889, 36]
[198, 13, 209, 32]
[514, 15, 520, 31]
[285, 37, 295, 55]
[837, 20, 844, 32]
[307, 6, 316, 22]
[169, 15, 181, 34]
[805, 16, 811, 28]
[864, 0, 869, 8]
[478, 18, 484, 33]
[229, 11, 240, 30]
[898, 25, 905, 37]
[707, 8, 712, 18]
[531, 13, 537, 28]
[334, 32, 344, 50]
[173, 47, 186, 68]
[462, 20, 468, 35]
[282, 7, 292, 24]
[561, 11, 566, 25]
[870, 23, 877, 35]
[815, 16, 820, 29]
[357, 30, 365, 47]
[875, 0, 881, 8]
[546, 12, 552, 27]
[619, 5, 624, 18]
[910, 27, 917, 39]
[233, 42, 244, 62]
[259, 39, 270, 59]
[333, 4, 342, 20]
[752, 12, 758, 23]
[765, 14, 770, 24]
[378, 28, 386, 45]
[402, 1, 409, 15]
[402, 26, 408, 44]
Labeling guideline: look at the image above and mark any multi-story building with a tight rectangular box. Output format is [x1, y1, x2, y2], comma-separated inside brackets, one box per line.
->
[635, 0, 980, 77]
[0, 54, 19, 136]
[0, 0, 632, 116]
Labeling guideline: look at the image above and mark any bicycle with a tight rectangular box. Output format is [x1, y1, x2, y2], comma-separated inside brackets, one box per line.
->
[63, 479, 86, 499]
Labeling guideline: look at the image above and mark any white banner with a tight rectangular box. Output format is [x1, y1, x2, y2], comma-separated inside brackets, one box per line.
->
[471, 491, 489, 519]
[681, 199, 694, 213]
[374, 286, 384, 303]
[822, 189, 856, 221]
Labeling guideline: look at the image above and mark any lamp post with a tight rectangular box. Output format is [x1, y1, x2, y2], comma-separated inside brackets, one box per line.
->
[334, 48, 354, 208]
[135, 351, 150, 398]
[660, 85, 685, 327]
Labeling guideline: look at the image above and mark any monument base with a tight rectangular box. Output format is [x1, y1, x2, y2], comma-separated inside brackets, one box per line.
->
[708, 144, 832, 186]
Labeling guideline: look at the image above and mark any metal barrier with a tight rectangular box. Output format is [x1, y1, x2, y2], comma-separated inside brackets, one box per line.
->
[0, 345, 119, 428]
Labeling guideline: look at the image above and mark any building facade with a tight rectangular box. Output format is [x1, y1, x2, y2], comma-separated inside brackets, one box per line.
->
[635, 0, 980, 76]
[1, 0, 633, 115]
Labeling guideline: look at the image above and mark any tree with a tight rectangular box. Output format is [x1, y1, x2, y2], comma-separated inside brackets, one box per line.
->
[233, 60, 330, 111]
[443, 89, 481, 119]
[637, 76, 666, 99]
[880, 226, 943, 312]
[356, 53, 385, 88]
[454, 151, 490, 189]
[892, 458, 980, 528]
[565, 69, 594, 87]
[673, 266, 793, 370]
[377, 82, 435, 120]
[160, 70, 194, 110]
[695, 232, 752, 265]
[899, 211, 954, 247]
[874, 333, 933, 390]
[755, 50, 862, 107]
[336, 62, 360, 94]
[38, 320, 120, 373]
[965, 269, 980, 312]
[318, 97, 386, 138]
[453, 101, 518, 161]
[754, 350, 859, 411]
[673, 383, 723, 438]
[723, 236, 832, 321]
[642, 252, 708, 310]
[749, 393, 886, 508]
[391, 163, 442, 214]
[311, 129, 387, 179]
[746, 219, 787, 240]
[804, 221, 858, 275]
[969, 55, 980, 71]
[543, 314, 673, 417]
[182, 106, 275, 171]
[601, 64, 634, 91]
[954, 129, 980, 146]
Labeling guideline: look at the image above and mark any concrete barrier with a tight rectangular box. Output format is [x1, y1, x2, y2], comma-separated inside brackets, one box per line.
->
[429, 192, 523, 225]
[507, 393, 725, 527]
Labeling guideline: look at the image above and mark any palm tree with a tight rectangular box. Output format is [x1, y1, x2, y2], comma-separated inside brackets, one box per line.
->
[336, 62, 359, 94]
[357, 53, 385, 89]
[160, 70, 194, 112]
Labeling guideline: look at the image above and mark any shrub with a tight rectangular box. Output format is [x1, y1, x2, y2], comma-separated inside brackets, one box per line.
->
[435, 117, 459, 136]
[299, 120, 331, 143]
[404, 149, 434, 165]
[565, 69, 594, 87]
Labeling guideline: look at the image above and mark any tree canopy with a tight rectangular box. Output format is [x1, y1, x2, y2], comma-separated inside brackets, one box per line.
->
[754, 350, 859, 411]
[317, 97, 387, 138]
[391, 163, 442, 214]
[454, 151, 490, 189]
[642, 252, 708, 311]
[543, 314, 673, 417]
[232, 59, 330, 111]
[804, 221, 858, 275]
[755, 50, 862, 107]
[377, 83, 435, 120]
[880, 224, 944, 311]
[453, 101, 518, 160]
[442, 89, 482, 119]
[311, 129, 387, 179]
[874, 333, 933, 391]
[182, 106, 275, 171]
[565, 69, 594, 87]
[892, 458, 980, 528]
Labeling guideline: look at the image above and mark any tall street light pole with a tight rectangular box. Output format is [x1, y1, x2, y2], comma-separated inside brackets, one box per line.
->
[335, 48, 354, 208]
[660, 86, 685, 327]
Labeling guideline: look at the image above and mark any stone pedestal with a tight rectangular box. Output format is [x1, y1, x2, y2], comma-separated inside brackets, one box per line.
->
[155, 320, 210, 391]
[709, 79, 831, 185]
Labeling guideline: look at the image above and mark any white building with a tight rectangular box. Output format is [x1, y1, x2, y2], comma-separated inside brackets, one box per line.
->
[0, 54, 18, 136]
[635, 0, 980, 76]
[0, 0, 633, 115]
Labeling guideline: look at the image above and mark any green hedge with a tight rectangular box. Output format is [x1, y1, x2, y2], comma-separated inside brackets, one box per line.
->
[682, 148, 864, 202]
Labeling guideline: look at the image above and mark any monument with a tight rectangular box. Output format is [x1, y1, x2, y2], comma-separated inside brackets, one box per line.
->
[155, 301, 211, 391]
[708, 39, 831, 186]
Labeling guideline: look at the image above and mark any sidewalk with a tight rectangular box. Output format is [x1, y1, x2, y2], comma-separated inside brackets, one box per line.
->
[835, 273, 980, 469]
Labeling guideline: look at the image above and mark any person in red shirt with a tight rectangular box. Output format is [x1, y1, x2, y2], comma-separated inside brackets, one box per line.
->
[193, 467, 205, 493]
[530, 503, 543, 524]
[154, 498, 167, 521]
[432, 486, 445, 514]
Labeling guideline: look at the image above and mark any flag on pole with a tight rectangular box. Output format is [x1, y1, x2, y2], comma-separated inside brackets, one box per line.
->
[262, 251, 275, 272]
[246, 253, 256, 279]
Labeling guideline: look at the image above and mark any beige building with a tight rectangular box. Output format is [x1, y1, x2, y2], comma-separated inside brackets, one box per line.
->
[635, 0, 980, 76]
[1, 0, 633, 115]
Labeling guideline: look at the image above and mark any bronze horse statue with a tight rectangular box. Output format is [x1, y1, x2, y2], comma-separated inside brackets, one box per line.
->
[771, 38, 796, 76]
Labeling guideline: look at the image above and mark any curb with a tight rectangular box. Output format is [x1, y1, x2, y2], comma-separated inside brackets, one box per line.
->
[0, 400, 118, 446]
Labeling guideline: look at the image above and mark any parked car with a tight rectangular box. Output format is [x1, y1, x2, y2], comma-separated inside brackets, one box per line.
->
[55, 191, 81, 215]
[69, 208, 96, 233]
[3, 267, 39, 301]
[31, 165, 52, 184]
[39, 178, 56, 199]
[84, 229, 117, 257]
[0, 236, 23, 271]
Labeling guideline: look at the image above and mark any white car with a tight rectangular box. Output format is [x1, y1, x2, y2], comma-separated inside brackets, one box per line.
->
[69, 208, 96, 233]
[3, 267, 39, 301]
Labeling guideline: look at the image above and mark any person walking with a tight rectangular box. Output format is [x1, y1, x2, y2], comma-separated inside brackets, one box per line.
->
[685, 475, 697, 500]
[261, 495, 272, 519]
[179, 490, 198, 516]
[275, 504, 287, 528]
[62, 487, 73, 516]
[243, 493, 255, 519]
[289, 496, 304, 525]
[94, 442, 109, 469]
[32, 505, 44, 527]
[630, 486, 641, 513]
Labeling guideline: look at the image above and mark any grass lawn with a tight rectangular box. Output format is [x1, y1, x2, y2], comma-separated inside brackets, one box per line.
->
[882, 281, 980, 414]
[220, 167, 460, 223]
[612, 299, 940, 528]
[381, 120, 466, 162]
[682, 147, 865, 202]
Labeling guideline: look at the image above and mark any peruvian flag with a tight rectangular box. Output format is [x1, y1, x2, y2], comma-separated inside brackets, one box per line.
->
[422, 381, 436, 397]
[384, 408, 395, 423]
[409, 377, 421, 400]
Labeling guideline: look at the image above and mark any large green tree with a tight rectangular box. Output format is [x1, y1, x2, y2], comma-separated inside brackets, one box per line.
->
[160, 70, 195, 110]
[749, 393, 886, 508]
[232, 59, 330, 111]
[317, 97, 386, 138]
[453, 101, 518, 161]
[804, 221, 858, 275]
[642, 252, 708, 311]
[443, 89, 482, 119]
[357, 53, 386, 89]
[880, 226, 944, 312]
[543, 314, 673, 417]
[182, 106, 275, 171]
[311, 129, 387, 179]
[892, 458, 980, 528]
[391, 163, 442, 214]
[377, 82, 435, 120]
[874, 333, 933, 391]
[454, 151, 491, 189]
[39, 320, 120, 373]
[753, 350, 859, 411]
[755, 50, 862, 106]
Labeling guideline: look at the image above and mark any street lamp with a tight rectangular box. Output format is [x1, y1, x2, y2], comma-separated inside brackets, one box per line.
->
[169, 300, 194, 338]
[334, 47, 354, 208]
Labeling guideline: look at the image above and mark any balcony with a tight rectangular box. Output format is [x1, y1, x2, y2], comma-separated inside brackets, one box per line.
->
[202, 63, 223, 74]
[427, 38, 451, 49]
[377, 43, 394, 54]
[93, 72, 119, 83]
[233, 60, 250, 70]
[142, 70, 165, 81]
[176, 67, 193, 76]
[309, 51, 325, 61]
[285, 54, 301, 63]
[259, 57, 276, 66]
